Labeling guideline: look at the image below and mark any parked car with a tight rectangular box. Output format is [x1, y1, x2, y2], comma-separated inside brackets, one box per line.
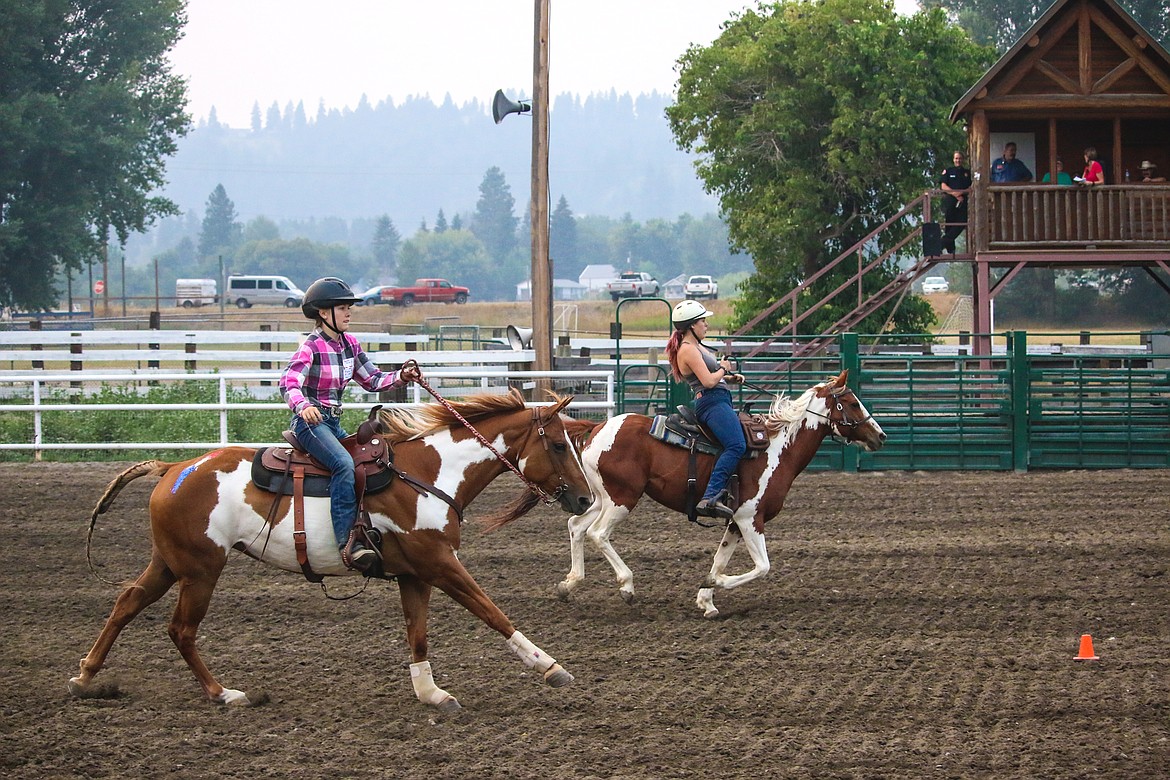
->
[683, 275, 718, 300]
[380, 278, 470, 306]
[226, 275, 305, 308]
[356, 285, 396, 306]
[921, 276, 950, 294]
[606, 271, 660, 301]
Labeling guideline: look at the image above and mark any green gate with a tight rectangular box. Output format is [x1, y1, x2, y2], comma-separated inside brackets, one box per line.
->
[614, 330, 1170, 471]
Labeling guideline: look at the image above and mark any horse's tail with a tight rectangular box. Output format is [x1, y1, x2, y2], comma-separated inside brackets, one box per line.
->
[87, 460, 174, 584]
[478, 490, 544, 533]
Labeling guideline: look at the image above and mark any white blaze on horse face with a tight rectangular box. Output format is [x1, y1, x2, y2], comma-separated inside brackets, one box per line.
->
[414, 428, 503, 531]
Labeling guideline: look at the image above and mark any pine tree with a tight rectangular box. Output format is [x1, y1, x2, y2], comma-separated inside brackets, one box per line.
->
[471, 167, 518, 263]
[434, 209, 448, 233]
[198, 184, 242, 259]
[371, 215, 401, 278]
[550, 195, 580, 277]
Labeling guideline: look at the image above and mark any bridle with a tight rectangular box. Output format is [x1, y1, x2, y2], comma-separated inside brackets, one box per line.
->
[410, 365, 570, 506]
[805, 386, 873, 443]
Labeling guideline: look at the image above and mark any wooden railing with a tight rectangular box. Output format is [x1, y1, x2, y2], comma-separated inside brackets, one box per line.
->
[989, 184, 1170, 247]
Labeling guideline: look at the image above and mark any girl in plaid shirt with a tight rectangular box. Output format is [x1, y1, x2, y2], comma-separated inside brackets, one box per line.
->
[280, 278, 421, 571]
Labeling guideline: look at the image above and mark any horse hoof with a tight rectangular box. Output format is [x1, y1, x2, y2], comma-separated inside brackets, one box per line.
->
[68, 676, 120, 699]
[619, 589, 636, 605]
[543, 665, 574, 688]
[436, 696, 462, 715]
[215, 688, 264, 706]
[554, 582, 573, 601]
[703, 608, 720, 620]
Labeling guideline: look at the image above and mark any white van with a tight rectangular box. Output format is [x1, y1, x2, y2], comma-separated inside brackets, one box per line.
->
[226, 275, 305, 308]
[175, 278, 217, 308]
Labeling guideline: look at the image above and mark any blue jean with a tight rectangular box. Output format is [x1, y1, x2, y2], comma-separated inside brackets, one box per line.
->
[290, 414, 355, 546]
[693, 386, 746, 501]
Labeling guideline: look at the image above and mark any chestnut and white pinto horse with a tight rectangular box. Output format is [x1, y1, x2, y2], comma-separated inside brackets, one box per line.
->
[69, 390, 593, 712]
[489, 371, 884, 618]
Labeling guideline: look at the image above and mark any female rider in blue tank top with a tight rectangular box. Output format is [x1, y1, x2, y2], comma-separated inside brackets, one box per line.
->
[665, 300, 746, 519]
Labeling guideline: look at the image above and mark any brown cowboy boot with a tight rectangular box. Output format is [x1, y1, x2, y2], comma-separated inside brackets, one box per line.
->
[340, 528, 377, 572]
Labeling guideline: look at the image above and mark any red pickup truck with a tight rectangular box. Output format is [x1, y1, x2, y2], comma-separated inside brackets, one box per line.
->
[382, 278, 470, 306]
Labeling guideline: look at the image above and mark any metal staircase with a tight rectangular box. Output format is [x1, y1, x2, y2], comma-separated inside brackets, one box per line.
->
[733, 190, 963, 360]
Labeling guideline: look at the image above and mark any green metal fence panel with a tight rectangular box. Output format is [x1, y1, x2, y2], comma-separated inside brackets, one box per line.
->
[855, 357, 1015, 471]
[612, 332, 1169, 471]
[1027, 359, 1170, 468]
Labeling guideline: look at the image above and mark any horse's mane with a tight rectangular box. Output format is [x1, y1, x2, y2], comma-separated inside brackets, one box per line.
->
[377, 388, 572, 444]
[758, 386, 816, 433]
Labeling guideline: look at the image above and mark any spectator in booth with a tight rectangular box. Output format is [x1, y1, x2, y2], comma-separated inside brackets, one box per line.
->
[991, 142, 1033, 183]
[1139, 161, 1166, 183]
[939, 150, 971, 254]
[1041, 158, 1073, 185]
[1077, 147, 1105, 186]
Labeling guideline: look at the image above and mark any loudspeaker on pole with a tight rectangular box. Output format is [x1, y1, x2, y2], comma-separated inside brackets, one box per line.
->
[506, 325, 534, 350]
[492, 90, 532, 124]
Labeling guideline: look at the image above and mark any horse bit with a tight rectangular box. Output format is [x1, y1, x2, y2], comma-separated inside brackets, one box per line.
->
[409, 363, 570, 506]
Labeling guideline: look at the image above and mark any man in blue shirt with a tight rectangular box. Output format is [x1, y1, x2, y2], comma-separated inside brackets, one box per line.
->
[991, 142, 1033, 183]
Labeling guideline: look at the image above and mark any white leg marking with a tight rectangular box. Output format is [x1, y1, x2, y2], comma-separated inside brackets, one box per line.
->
[588, 504, 634, 599]
[560, 501, 604, 596]
[712, 518, 771, 591]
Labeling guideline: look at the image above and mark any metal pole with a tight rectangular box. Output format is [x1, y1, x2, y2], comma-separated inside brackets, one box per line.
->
[530, 0, 552, 373]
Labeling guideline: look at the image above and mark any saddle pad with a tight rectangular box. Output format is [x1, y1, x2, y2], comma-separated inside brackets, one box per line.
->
[250, 449, 396, 497]
[648, 415, 722, 456]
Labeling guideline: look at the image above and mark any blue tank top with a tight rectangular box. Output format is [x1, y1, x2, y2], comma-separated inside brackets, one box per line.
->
[684, 345, 727, 393]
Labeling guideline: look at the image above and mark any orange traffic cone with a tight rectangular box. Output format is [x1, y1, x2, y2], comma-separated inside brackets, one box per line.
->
[1074, 634, 1099, 661]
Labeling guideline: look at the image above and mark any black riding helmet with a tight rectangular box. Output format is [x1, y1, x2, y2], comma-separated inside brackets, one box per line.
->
[302, 277, 362, 335]
[301, 277, 362, 320]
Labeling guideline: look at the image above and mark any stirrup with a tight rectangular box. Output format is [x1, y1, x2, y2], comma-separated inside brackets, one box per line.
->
[341, 530, 378, 571]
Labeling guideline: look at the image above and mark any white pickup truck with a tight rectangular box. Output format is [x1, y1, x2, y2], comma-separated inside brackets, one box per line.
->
[683, 275, 719, 300]
[606, 271, 660, 301]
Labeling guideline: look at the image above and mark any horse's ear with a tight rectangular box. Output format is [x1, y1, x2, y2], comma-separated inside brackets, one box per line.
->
[541, 391, 573, 417]
[835, 369, 849, 387]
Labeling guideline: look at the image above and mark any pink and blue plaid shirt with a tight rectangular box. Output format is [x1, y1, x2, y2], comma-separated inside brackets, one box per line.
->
[279, 329, 405, 414]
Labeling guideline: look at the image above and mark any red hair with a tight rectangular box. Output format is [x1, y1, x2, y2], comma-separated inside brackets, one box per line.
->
[666, 329, 686, 382]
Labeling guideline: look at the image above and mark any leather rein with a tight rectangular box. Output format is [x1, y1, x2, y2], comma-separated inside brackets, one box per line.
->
[410, 366, 568, 506]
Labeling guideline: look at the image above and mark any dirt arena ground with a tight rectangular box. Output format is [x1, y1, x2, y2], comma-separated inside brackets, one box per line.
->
[1, 462, 1167, 779]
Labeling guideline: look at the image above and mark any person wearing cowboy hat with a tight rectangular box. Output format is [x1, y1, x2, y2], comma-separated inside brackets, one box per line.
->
[1139, 161, 1165, 183]
[280, 277, 424, 571]
[665, 300, 746, 519]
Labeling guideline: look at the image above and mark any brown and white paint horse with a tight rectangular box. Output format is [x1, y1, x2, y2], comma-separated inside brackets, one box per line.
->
[486, 371, 884, 618]
[69, 390, 593, 712]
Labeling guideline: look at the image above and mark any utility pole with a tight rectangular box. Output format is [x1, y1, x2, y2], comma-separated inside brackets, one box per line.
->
[530, 0, 552, 373]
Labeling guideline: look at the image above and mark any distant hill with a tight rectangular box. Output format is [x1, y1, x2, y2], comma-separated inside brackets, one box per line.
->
[160, 90, 717, 228]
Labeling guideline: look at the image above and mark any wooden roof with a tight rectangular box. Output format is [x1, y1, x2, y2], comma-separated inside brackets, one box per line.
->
[950, 0, 1170, 121]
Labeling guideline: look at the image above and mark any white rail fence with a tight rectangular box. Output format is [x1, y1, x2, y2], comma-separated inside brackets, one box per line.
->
[0, 369, 615, 456]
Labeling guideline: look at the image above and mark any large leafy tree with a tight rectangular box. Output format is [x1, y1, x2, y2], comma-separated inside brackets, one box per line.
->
[668, 0, 992, 335]
[0, 0, 189, 311]
[921, 0, 1169, 51]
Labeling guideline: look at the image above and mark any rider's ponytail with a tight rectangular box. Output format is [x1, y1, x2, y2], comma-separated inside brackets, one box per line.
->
[666, 329, 685, 382]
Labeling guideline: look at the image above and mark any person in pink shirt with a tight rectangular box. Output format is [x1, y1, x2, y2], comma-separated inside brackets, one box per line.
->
[1079, 147, 1105, 186]
[280, 277, 422, 571]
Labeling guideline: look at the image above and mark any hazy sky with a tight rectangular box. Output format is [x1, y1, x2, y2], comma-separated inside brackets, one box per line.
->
[170, 1, 919, 129]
